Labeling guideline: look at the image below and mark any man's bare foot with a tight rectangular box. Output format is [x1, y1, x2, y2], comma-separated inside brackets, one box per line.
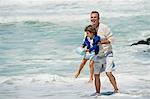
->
[114, 89, 119, 93]
[75, 72, 80, 78]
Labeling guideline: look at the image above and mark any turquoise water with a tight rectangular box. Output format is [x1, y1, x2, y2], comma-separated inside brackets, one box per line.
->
[0, 0, 150, 99]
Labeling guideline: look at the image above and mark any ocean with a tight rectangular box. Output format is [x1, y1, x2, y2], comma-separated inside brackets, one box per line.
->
[0, 0, 150, 99]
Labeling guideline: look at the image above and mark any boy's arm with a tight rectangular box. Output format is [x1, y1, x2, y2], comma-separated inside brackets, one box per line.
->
[81, 36, 87, 48]
[88, 36, 100, 52]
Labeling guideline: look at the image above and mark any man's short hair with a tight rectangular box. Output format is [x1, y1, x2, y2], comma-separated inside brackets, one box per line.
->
[91, 11, 100, 19]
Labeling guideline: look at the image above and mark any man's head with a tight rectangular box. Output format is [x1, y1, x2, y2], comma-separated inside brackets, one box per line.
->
[84, 25, 97, 39]
[90, 11, 100, 28]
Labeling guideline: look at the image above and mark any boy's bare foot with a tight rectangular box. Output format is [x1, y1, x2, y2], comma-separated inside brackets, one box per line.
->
[88, 79, 93, 83]
[75, 72, 80, 78]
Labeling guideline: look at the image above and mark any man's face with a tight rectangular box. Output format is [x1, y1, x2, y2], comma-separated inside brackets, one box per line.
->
[90, 13, 99, 27]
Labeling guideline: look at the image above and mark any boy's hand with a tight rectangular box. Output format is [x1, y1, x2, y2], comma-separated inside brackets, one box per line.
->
[84, 49, 89, 52]
[80, 45, 84, 48]
[98, 42, 101, 46]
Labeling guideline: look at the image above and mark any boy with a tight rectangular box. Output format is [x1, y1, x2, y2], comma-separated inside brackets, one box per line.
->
[75, 25, 101, 83]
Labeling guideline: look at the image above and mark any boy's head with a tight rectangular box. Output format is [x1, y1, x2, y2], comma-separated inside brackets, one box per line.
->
[84, 25, 97, 38]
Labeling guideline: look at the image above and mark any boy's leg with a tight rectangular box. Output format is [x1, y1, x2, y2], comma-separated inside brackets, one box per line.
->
[94, 74, 101, 93]
[88, 60, 94, 82]
[93, 56, 105, 94]
[75, 59, 88, 78]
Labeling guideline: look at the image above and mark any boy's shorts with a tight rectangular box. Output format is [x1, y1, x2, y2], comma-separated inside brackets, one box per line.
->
[83, 52, 96, 61]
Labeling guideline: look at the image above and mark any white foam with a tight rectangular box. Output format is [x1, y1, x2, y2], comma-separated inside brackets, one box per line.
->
[0, 73, 149, 99]
[0, 74, 73, 85]
[104, 12, 150, 18]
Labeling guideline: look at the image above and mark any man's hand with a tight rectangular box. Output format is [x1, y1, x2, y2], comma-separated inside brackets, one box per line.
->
[101, 38, 110, 44]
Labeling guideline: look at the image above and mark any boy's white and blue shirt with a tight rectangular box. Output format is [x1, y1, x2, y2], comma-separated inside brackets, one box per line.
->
[82, 35, 101, 55]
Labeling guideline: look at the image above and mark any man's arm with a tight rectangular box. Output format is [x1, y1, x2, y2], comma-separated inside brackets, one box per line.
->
[102, 25, 113, 44]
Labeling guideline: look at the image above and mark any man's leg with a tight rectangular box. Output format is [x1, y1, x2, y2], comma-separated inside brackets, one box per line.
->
[94, 74, 101, 93]
[106, 72, 119, 93]
[75, 59, 88, 78]
[105, 53, 119, 93]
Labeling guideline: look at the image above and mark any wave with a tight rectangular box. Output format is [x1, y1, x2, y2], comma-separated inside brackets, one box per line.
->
[1, 13, 150, 23]
[0, 74, 76, 85]
[0, 15, 88, 23]
[0, 0, 144, 7]
[1, 73, 149, 85]
[0, 0, 75, 7]
[0, 0, 149, 23]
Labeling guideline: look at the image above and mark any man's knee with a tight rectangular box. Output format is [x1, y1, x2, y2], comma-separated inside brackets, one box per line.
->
[106, 72, 113, 77]
[106, 72, 116, 80]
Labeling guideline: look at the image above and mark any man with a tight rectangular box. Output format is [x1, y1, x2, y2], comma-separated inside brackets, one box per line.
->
[90, 11, 119, 95]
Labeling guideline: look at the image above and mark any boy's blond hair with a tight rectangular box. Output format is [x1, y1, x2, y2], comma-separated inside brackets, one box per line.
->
[84, 25, 97, 35]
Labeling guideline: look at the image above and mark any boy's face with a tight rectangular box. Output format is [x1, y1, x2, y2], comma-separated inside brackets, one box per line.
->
[86, 31, 94, 39]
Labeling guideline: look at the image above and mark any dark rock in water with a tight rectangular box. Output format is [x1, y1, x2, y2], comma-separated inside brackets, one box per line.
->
[147, 38, 150, 44]
[131, 38, 150, 46]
